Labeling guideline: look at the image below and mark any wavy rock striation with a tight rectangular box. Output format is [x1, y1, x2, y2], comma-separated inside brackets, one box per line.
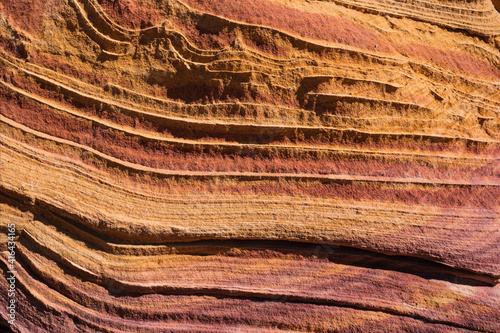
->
[0, 0, 499, 331]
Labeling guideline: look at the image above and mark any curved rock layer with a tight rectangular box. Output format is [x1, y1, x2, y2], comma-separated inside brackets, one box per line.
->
[0, 0, 499, 332]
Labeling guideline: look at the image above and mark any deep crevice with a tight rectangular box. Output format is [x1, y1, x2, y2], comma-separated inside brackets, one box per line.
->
[1, 189, 496, 287]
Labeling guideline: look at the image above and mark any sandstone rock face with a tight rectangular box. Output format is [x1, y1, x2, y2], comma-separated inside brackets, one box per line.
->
[0, 0, 499, 331]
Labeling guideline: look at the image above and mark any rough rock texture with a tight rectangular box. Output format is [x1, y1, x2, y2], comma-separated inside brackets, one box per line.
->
[0, 0, 499, 331]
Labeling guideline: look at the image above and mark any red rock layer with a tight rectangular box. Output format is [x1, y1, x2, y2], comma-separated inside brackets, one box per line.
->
[0, 0, 499, 331]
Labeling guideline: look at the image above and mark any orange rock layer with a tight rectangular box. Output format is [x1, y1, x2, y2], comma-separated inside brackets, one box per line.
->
[0, 0, 499, 332]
